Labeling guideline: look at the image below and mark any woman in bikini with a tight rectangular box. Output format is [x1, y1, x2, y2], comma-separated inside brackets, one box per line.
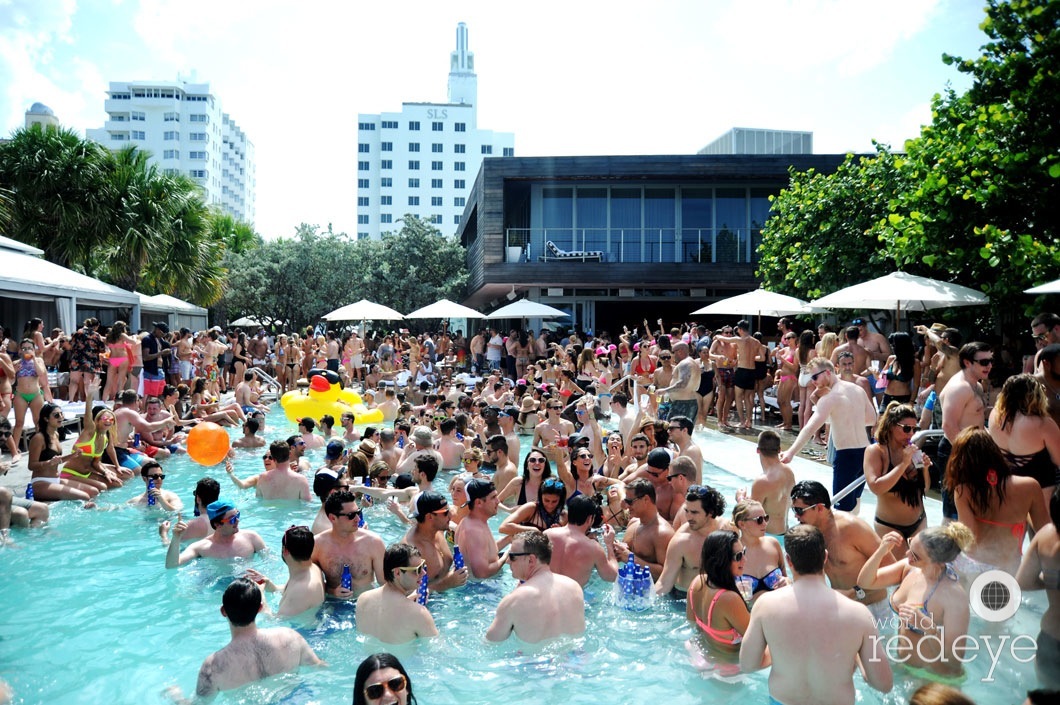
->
[11, 338, 52, 455]
[859, 523, 973, 678]
[880, 332, 920, 407]
[0, 341, 18, 462]
[102, 321, 137, 402]
[601, 432, 629, 479]
[563, 447, 619, 499]
[497, 449, 551, 509]
[732, 500, 788, 604]
[865, 403, 931, 556]
[500, 477, 568, 536]
[989, 373, 1060, 510]
[231, 332, 250, 387]
[63, 388, 125, 490]
[773, 332, 798, 432]
[28, 402, 99, 501]
[795, 330, 817, 431]
[22, 318, 46, 356]
[686, 530, 758, 663]
[946, 427, 1048, 575]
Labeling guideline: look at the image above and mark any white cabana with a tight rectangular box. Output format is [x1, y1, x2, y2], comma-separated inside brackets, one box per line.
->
[138, 293, 209, 332]
[0, 236, 140, 332]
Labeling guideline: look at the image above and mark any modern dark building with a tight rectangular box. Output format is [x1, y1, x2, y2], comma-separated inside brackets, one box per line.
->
[457, 154, 847, 334]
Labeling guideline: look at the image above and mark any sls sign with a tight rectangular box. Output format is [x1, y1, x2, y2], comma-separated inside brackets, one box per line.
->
[427, 109, 448, 120]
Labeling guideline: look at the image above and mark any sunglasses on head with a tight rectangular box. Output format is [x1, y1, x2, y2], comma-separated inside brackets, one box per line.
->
[364, 674, 407, 700]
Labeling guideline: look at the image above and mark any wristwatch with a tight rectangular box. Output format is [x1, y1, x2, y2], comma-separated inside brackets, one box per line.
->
[853, 585, 867, 601]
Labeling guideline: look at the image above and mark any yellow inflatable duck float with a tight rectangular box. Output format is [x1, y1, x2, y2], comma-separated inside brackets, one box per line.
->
[280, 369, 384, 425]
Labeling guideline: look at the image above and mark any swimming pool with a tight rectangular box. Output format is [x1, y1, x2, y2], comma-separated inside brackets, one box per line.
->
[0, 414, 1046, 704]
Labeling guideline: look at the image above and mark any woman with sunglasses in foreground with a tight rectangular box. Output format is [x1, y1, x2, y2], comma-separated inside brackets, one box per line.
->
[686, 530, 756, 664]
[864, 403, 931, 558]
[353, 652, 417, 705]
[857, 523, 973, 678]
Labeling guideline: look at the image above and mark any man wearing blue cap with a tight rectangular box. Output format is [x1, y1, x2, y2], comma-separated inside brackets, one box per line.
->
[165, 498, 266, 568]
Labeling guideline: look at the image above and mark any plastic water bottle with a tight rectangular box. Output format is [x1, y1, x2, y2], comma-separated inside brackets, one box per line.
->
[358, 513, 366, 529]
[416, 571, 429, 606]
[924, 390, 937, 411]
[147, 479, 156, 506]
[25, 483, 33, 501]
[133, 432, 141, 448]
[341, 564, 352, 591]
[452, 546, 464, 570]
[397, 435, 405, 449]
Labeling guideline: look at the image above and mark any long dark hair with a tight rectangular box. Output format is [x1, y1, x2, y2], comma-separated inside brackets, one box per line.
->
[352, 652, 417, 705]
[944, 428, 1010, 515]
[36, 402, 61, 442]
[699, 529, 741, 593]
[522, 450, 552, 482]
[889, 332, 915, 380]
[797, 330, 815, 365]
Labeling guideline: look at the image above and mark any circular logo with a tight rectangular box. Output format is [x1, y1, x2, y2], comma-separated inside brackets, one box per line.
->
[969, 569, 1021, 622]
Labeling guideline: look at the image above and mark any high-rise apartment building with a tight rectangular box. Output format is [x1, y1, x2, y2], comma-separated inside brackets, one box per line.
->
[356, 23, 514, 239]
[87, 80, 256, 223]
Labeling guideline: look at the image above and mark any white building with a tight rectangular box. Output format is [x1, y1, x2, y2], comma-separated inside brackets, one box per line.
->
[87, 80, 256, 224]
[356, 23, 515, 240]
[24, 102, 60, 129]
[698, 127, 813, 155]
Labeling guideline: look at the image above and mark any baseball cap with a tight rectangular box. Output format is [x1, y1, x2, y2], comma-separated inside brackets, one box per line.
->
[325, 440, 344, 459]
[415, 491, 448, 517]
[466, 478, 494, 502]
[206, 499, 235, 521]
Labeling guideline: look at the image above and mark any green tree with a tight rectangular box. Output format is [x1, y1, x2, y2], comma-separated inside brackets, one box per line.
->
[0, 124, 110, 269]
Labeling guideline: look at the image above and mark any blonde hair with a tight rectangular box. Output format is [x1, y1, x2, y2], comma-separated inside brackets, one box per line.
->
[908, 683, 975, 705]
[919, 522, 974, 564]
[818, 332, 839, 360]
[732, 499, 764, 525]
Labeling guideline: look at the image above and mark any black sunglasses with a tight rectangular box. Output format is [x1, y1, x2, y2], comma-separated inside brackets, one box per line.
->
[336, 510, 362, 521]
[146, 473, 166, 481]
[364, 674, 407, 700]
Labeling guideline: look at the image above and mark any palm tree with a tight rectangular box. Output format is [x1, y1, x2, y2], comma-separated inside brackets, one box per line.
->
[0, 124, 111, 269]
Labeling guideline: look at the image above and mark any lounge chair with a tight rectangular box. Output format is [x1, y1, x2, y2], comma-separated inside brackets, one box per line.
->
[538, 240, 604, 262]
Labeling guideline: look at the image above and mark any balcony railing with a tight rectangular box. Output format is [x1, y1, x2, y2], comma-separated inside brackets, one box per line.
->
[503, 228, 762, 264]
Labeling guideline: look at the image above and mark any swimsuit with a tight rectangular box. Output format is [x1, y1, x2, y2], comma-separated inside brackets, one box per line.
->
[16, 358, 40, 402]
[888, 565, 955, 635]
[743, 567, 783, 594]
[734, 367, 756, 390]
[874, 447, 926, 536]
[973, 514, 1027, 552]
[696, 369, 714, 396]
[778, 352, 796, 383]
[693, 588, 742, 646]
[874, 513, 926, 539]
[832, 447, 867, 512]
[1001, 446, 1059, 489]
[77, 431, 105, 459]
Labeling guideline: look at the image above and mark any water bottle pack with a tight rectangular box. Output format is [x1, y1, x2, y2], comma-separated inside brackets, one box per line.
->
[615, 553, 652, 611]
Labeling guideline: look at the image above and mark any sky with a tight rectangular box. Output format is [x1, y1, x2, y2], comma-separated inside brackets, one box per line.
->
[0, 0, 989, 239]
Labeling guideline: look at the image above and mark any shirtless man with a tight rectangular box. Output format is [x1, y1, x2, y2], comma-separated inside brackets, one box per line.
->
[161, 477, 219, 545]
[651, 351, 676, 420]
[917, 325, 962, 397]
[469, 329, 485, 374]
[498, 405, 521, 463]
[142, 396, 184, 458]
[666, 456, 697, 528]
[1035, 344, 1060, 429]
[654, 342, 701, 426]
[435, 418, 465, 471]
[740, 524, 892, 705]
[347, 331, 365, 385]
[609, 393, 638, 444]
[234, 372, 267, 415]
[830, 326, 872, 377]
[617, 433, 651, 482]
[325, 331, 340, 374]
[176, 329, 195, 383]
[624, 449, 678, 522]
[789, 481, 893, 623]
[376, 389, 400, 423]
[311, 489, 385, 598]
[226, 442, 312, 501]
[853, 317, 891, 366]
[666, 415, 702, 483]
[193, 578, 324, 699]
[396, 426, 444, 476]
[616, 478, 675, 581]
[531, 399, 575, 453]
[710, 331, 738, 428]
[297, 417, 325, 450]
[113, 390, 174, 471]
[545, 495, 618, 586]
[201, 330, 228, 396]
[166, 499, 267, 568]
[487, 435, 518, 492]
[835, 350, 874, 401]
[655, 484, 726, 596]
[231, 418, 265, 449]
[127, 460, 183, 512]
[403, 492, 469, 592]
[245, 525, 326, 618]
[454, 479, 509, 579]
[712, 321, 763, 429]
[356, 543, 439, 644]
[938, 342, 992, 519]
[780, 359, 877, 512]
[748, 430, 796, 535]
[486, 531, 586, 643]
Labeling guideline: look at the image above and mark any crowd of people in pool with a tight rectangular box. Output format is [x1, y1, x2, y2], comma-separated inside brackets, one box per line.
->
[2, 312, 1060, 704]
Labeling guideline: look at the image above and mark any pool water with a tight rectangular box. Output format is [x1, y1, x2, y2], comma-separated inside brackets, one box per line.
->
[0, 414, 1046, 704]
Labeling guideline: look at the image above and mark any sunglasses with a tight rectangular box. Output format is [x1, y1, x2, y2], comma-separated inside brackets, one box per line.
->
[974, 358, 993, 366]
[527, 457, 546, 464]
[666, 473, 683, 481]
[462, 456, 479, 462]
[659, 356, 672, 360]
[146, 474, 166, 481]
[897, 423, 917, 433]
[224, 511, 241, 525]
[732, 550, 746, 562]
[1033, 332, 1049, 341]
[51, 412, 64, 419]
[507, 551, 532, 559]
[622, 496, 641, 505]
[337, 510, 363, 521]
[810, 369, 829, 381]
[364, 675, 407, 700]
[576, 453, 593, 459]
[548, 406, 562, 410]
[906, 538, 923, 563]
[263, 454, 273, 461]
[792, 503, 819, 517]
[395, 560, 427, 574]
[742, 514, 770, 525]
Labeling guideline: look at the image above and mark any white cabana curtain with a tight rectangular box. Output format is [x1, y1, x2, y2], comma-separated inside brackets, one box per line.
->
[56, 297, 76, 332]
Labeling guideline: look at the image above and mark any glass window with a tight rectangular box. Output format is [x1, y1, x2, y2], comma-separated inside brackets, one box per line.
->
[481, 145, 492, 154]
[503, 147, 514, 157]
[609, 188, 640, 262]
[358, 197, 369, 206]
[576, 188, 607, 253]
[358, 161, 370, 171]
[358, 178, 369, 188]
[381, 160, 392, 169]
[381, 142, 393, 151]
[431, 179, 443, 188]
[681, 188, 713, 262]
[432, 122, 443, 131]
[455, 123, 466, 132]
[408, 196, 419, 206]
[716, 188, 748, 263]
[357, 214, 369, 224]
[645, 189, 676, 262]
[432, 143, 443, 153]
[381, 195, 392, 205]
[454, 144, 465, 153]
[409, 143, 420, 152]
[409, 160, 419, 170]
[381, 214, 392, 223]
[454, 197, 465, 207]
[381, 178, 392, 187]
[432, 161, 443, 171]
[381, 120, 398, 129]
[455, 162, 465, 171]
[432, 196, 443, 206]
[408, 178, 419, 188]
[409, 121, 420, 131]
[454, 179, 465, 189]
[542, 187, 573, 229]
[358, 143, 370, 153]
